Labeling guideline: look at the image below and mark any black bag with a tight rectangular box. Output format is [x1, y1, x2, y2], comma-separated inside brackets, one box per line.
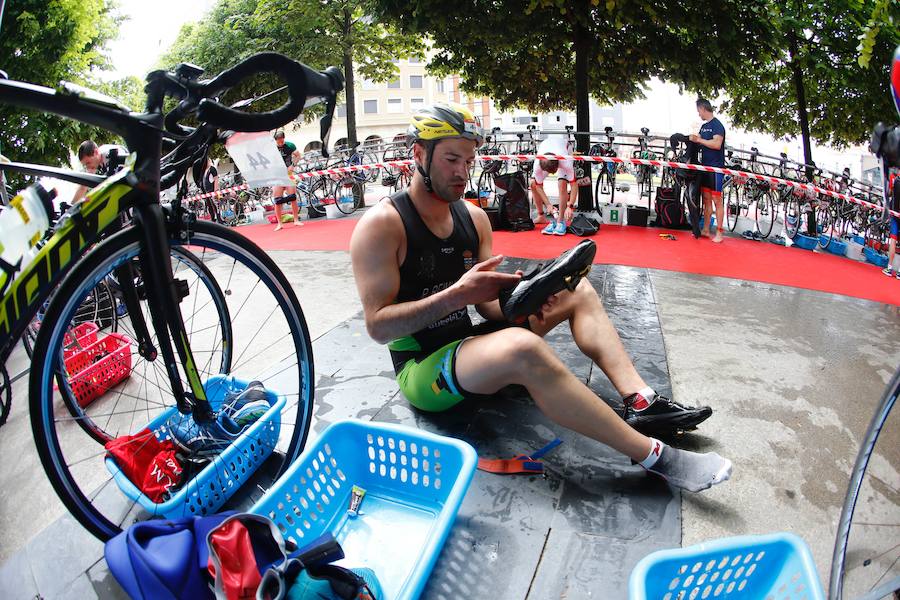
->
[495, 172, 534, 232]
[568, 213, 600, 236]
[654, 188, 690, 229]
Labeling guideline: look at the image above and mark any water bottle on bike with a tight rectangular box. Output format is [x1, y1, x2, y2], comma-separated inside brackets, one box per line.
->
[0, 182, 54, 293]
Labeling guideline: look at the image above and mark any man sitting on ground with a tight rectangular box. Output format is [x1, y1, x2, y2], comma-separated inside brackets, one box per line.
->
[349, 103, 731, 492]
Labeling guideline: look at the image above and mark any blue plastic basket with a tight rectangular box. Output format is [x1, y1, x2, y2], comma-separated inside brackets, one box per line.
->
[250, 419, 477, 600]
[629, 533, 824, 600]
[105, 375, 284, 520]
[863, 246, 889, 267]
[825, 238, 847, 256]
[793, 234, 818, 251]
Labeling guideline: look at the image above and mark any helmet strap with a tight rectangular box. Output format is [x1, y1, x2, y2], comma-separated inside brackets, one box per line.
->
[416, 141, 437, 193]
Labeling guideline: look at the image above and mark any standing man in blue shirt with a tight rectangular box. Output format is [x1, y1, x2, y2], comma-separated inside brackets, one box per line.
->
[690, 99, 726, 243]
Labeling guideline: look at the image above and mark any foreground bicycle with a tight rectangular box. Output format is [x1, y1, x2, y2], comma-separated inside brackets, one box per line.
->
[0, 53, 343, 540]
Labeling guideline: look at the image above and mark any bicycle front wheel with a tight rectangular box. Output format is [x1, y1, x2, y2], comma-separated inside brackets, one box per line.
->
[829, 366, 899, 600]
[30, 221, 314, 541]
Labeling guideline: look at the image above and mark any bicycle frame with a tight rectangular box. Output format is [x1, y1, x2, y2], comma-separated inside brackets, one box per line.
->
[0, 77, 216, 419]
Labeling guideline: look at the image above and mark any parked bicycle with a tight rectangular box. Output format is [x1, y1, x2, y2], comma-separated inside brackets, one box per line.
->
[0, 53, 343, 541]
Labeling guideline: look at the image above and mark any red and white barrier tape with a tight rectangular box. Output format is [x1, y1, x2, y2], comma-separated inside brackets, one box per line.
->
[184, 154, 899, 219]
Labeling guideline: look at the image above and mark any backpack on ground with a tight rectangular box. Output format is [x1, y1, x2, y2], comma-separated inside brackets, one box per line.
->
[654, 187, 690, 229]
[568, 213, 600, 236]
[494, 172, 534, 232]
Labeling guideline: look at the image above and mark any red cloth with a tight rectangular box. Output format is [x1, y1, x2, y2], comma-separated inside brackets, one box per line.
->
[207, 519, 263, 600]
[105, 429, 183, 502]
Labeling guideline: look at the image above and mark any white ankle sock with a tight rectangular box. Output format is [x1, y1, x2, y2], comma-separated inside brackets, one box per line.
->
[639, 438, 665, 469]
[637, 386, 656, 401]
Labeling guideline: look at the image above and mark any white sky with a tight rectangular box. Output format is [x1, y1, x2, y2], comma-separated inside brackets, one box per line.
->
[104, 0, 218, 80]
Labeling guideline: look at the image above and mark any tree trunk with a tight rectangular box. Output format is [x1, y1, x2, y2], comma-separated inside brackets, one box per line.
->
[788, 29, 816, 235]
[574, 6, 592, 212]
[343, 8, 358, 150]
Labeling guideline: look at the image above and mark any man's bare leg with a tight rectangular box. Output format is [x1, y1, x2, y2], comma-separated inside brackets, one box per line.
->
[529, 279, 645, 398]
[700, 190, 712, 237]
[454, 327, 732, 491]
[455, 327, 650, 461]
[712, 192, 724, 243]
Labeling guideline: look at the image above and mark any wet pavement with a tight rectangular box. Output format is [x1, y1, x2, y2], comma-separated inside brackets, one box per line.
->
[0, 248, 898, 599]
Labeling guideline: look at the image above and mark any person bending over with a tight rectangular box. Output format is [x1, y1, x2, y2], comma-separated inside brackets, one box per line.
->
[349, 103, 730, 492]
[531, 135, 576, 236]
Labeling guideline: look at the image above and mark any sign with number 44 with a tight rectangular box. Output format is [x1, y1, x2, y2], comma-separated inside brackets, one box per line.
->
[225, 131, 293, 189]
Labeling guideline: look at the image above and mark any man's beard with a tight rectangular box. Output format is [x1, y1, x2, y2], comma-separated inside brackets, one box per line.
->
[430, 174, 466, 203]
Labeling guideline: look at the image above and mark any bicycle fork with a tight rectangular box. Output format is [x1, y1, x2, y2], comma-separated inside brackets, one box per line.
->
[131, 203, 215, 423]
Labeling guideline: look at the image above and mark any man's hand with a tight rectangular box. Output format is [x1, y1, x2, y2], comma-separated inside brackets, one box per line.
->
[450, 255, 521, 306]
[689, 134, 700, 143]
[563, 205, 575, 223]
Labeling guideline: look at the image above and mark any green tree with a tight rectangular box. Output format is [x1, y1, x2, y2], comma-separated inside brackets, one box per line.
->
[0, 0, 121, 184]
[858, 0, 899, 68]
[162, 0, 423, 149]
[372, 0, 778, 208]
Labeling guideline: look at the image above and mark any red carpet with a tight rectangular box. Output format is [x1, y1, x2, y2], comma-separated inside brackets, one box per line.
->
[235, 218, 900, 307]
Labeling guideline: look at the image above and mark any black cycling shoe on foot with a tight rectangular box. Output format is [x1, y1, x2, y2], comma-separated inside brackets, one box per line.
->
[499, 239, 597, 323]
[622, 393, 713, 434]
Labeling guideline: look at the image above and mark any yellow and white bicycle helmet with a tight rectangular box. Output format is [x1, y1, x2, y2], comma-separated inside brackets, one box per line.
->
[407, 103, 484, 193]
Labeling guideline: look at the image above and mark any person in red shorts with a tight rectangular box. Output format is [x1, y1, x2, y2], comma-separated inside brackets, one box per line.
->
[690, 99, 726, 243]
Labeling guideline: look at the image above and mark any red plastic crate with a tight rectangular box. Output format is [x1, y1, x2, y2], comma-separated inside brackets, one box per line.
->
[64, 333, 133, 408]
[62, 322, 99, 360]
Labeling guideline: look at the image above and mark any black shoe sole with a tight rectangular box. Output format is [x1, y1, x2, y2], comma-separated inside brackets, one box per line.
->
[626, 407, 713, 434]
[499, 239, 597, 323]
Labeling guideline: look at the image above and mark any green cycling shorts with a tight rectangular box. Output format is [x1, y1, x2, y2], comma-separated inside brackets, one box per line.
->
[396, 338, 469, 412]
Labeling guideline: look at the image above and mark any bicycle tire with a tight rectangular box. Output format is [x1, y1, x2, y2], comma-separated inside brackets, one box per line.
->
[335, 179, 363, 214]
[306, 177, 330, 217]
[0, 364, 9, 427]
[725, 181, 740, 232]
[477, 170, 496, 208]
[30, 222, 314, 541]
[818, 199, 835, 249]
[828, 365, 899, 600]
[755, 189, 776, 238]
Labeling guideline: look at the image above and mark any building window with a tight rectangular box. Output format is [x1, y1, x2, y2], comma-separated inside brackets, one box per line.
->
[517, 116, 538, 125]
[363, 100, 378, 114]
[437, 79, 445, 93]
[337, 104, 346, 118]
[409, 75, 423, 89]
[387, 98, 403, 113]
[361, 79, 377, 91]
[409, 56, 423, 64]
[410, 97, 425, 111]
[387, 79, 401, 89]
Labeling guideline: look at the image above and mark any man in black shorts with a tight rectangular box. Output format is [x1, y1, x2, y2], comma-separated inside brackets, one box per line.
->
[349, 103, 731, 492]
[273, 130, 302, 231]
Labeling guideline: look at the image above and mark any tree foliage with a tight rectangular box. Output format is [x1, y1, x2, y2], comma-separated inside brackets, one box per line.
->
[720, 0, 900, 150]
[857, 0, 899, 68]
[162, 0, 424, 146]
[372, 0, 779, 113]
[0, 0, 121, 178]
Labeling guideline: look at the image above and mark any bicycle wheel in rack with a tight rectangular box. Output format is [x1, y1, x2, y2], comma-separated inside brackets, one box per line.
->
[818, 199, 835, 249]
[755, 189, 776, 238]
[30, 221, 315, 540]
[306, 177, 331, 218]
[828, 365, 899, 600]
[725, 181, 741, 232]
[336, 178, 365, 215]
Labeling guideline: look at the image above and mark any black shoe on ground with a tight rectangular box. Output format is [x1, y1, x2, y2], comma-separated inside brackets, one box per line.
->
[622, 393, 712, 434]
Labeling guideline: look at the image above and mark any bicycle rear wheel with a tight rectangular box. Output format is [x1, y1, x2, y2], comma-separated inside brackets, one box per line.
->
[725, 181, 741, 232]
[30, 222, 314, 540]
[829, 366, 899, 600]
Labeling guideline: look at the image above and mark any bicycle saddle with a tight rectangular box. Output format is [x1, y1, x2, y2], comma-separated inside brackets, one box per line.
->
[499, 240, 596, 323]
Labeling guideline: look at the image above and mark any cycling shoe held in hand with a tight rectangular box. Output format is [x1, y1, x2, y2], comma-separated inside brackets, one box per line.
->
[499, 239, 596, 323]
